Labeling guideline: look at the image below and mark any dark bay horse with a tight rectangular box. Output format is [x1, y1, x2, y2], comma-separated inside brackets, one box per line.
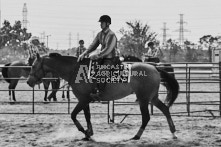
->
[123, 55, 175, 78]
[27, 53, 179, 140]
[1, 57, 60, 101]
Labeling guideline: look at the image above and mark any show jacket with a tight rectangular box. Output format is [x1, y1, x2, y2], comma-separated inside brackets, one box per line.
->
[85, 28, 118, 58]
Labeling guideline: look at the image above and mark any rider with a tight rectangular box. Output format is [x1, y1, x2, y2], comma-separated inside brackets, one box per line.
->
[76, 40, 86, 57]
[144, 41, 162, 63]
[29, 36, 40, 53]
[77, 15, 118, 101]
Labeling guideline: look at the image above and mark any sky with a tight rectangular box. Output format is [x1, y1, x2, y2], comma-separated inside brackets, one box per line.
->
[1, 0, 221, 50]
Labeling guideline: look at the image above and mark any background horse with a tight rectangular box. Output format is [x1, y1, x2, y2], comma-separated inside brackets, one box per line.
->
[28, 54, 61, 101]
[123, 55, 176, 101]
[123, 55, 175, 78]
[1, 57, 60, 101]
[27, 53, 179, 140]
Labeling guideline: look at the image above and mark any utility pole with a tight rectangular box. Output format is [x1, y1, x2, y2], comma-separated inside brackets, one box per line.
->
[46, 35, 51, 48]
[161, 22, 169, 46]
[69, 32, 72, 49]
[22, 3, 28, 29]
[40, 31, 46, 44]
[175, 14, 189, 49]
[77, 33, 79, 46]
[0, 0, 1, 31]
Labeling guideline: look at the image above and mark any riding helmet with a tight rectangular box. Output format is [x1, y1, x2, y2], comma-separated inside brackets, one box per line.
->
[98, 15, 111, 24]
[79, 40, 84, 44]
[147, 42, 154, 47]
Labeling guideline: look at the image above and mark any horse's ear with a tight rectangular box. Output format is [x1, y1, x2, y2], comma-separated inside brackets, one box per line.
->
[36, 53, 40, 59]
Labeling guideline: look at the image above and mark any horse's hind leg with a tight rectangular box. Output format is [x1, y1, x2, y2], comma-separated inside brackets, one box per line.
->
[151, 96, 177, 139]
[71, 101, 92, 140]
[48, 80, 59, 102]
[83, 104, 93, 140]
[53, 79, 60, 101]
[9, 81, 18, 101]
[132, 98, 150, 140]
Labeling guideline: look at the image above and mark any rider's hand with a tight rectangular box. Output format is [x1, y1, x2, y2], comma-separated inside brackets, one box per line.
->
[89, 54, 99, 60]
[77, 53, 86, 62]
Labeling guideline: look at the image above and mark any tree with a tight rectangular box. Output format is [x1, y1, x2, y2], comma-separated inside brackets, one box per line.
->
[199, 35, 218, 62]
[118, 20, 157, 58]
[0, 20, 32, 49]
[184, 40, 199, 62]
[165, 39, 181, 62]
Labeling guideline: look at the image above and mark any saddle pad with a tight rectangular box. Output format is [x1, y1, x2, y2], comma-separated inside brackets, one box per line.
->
[87, 60, 131, 83]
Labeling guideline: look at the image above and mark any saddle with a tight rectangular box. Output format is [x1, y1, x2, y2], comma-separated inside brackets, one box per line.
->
[88, 57, 131, 83]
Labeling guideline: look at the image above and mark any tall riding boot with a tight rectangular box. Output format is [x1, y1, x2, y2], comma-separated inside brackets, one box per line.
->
[90, 83, 105, 102]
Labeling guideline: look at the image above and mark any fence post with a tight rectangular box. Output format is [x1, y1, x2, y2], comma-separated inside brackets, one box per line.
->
[186, 63, 190, 116]
[112, 100, 115, 123]
[67, 86, 70, 114]
[219, 51, 221, 116]
[32, 87, 35, 114]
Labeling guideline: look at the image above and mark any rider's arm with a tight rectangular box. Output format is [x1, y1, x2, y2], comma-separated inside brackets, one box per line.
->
[84, 33, 100, 55]
[98, 33, 117, 58]
[153, 48, 160, 57]
[147, 48, 152, 57]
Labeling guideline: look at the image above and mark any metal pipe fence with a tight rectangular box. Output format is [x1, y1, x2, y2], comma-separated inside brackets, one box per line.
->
[0, 62, 221, 123]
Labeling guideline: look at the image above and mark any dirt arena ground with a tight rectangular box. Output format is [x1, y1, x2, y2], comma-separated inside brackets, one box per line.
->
[0, 114, 221, 147]
[0, 75, 221, 147]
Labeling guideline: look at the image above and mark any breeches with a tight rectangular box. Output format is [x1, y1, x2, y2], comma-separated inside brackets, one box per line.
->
[96, 58, 115, 91]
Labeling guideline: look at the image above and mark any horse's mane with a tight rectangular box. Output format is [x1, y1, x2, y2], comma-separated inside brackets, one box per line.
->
[49, 52, 62, 57]
[43, 52, 91, 66]
[123, 55, 142, 62]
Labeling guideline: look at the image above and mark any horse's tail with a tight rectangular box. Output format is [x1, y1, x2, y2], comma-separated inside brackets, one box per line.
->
[156, 67, 179, 107]
[2, 63, 11, 83]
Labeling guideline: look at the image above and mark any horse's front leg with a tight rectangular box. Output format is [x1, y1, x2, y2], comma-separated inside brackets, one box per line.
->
[71, 101, 91, 140]
[43, 81, 49, 101]
[83, 104, 93, 140]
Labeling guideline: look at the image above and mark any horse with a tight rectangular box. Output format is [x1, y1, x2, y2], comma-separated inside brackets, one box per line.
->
[123, 55, 175, 78]
[1, 56, 60, 102]
[28, 54, 61, 101]
[27, 53, 179, 140]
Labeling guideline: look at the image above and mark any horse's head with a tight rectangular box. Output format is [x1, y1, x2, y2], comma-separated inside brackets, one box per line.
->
[28, 56, 36, 66]
[27, 53, 45, 87]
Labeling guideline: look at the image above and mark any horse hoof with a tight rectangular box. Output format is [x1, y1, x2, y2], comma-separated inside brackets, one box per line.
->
[85, 129, 94, 137]
[82, 137, 91, 141]
[130, 135, 140, 140]
[172, 133, 177, 139]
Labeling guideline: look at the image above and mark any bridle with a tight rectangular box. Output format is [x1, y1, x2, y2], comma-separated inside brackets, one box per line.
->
[29, 57, 46, 83]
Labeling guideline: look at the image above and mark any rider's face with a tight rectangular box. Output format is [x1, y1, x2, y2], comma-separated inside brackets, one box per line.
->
[149, 45, 154, 50]
[100, 22, 107, 30]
